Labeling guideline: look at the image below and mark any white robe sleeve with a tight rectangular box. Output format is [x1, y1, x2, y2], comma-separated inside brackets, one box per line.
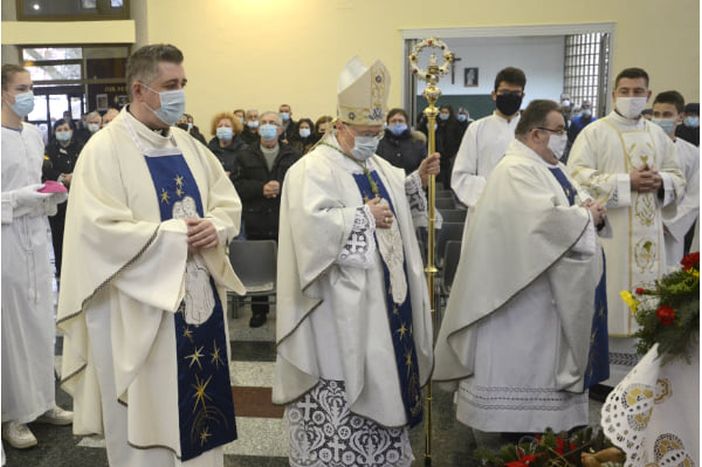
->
[567, 130, 632, 209]
[451, 123, 487, 206]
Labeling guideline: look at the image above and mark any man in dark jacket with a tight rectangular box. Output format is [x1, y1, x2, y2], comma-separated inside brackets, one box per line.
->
[676, 102, 699, 146]
[376, 108, 427, 174]
[278, 104, 297, 144]
[234, 111, 300, 327]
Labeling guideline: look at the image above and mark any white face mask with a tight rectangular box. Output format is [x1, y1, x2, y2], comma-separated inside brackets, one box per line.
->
[547, 133, 568, 160]
[616, 97, 648, 119]
[87, 123, 100, 133]
[351, 135, 380, 161]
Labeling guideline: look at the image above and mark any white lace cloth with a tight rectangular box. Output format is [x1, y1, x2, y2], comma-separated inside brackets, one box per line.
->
[601, 342, 699, 466]
[286, 379, 414, 467]
[337, 206, 377, 269]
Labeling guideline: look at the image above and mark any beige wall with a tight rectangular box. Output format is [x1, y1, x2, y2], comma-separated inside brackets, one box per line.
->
[2, 0, 698, 136]
[140, 0, 698, 138]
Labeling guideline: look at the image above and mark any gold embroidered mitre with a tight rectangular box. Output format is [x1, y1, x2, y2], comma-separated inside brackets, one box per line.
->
[337, 56, 390, 126]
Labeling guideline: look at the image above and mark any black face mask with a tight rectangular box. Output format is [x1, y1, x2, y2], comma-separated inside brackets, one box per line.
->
[176, 123, 188, 131]
[495, 93, 523, 116]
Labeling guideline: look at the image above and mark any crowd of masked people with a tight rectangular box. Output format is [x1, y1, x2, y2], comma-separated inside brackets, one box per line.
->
[41, 94, 700, 330]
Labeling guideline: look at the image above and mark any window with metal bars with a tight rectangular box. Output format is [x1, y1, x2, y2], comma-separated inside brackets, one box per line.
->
[563, 32, 611, 117]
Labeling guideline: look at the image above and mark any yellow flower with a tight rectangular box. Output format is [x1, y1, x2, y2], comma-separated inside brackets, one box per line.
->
[690, 269, 700, 279]
[620, 290, 638, 315]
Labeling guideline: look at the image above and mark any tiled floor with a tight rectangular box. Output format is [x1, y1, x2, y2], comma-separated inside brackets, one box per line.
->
[5, 303, 603, 467]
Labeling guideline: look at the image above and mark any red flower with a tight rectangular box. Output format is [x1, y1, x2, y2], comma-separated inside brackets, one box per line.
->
[506, 454, 537, 467]
[681, 252, 699, 271]
[656, 305, 676, 326]
[635, 287, 646, 295]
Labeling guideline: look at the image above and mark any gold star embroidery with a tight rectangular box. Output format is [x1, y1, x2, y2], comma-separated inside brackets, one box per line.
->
[183, 326, 193, 341]
[405, 350, 413, 367]
[160, 188, 170, 204]
[175, 175, 184, 188]
[396, 323, 408, 340]
[210, 341, 224, 369]
[176, 187, 184, 198]
[185, 345, 205, 370]
[199, 426, 212, 446]
[392, 304, 399, 315]
[192, 374, 213, 413]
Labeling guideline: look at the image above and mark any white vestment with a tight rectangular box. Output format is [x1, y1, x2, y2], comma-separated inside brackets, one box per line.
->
[274, 136, 433, 464]
[57, 108, 245, 467]
[2, 124, 66, 423]
[450, 112, 520, 207]
[664, 138, 699, 268]
[435, 140, 603, 433]
[568, 111, 685, 385]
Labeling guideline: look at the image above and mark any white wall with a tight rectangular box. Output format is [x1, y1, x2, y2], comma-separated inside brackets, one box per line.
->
[432, 36, 565, 105]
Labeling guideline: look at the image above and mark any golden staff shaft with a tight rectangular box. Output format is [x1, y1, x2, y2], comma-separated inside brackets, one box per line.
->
[424, 98, 439, 467]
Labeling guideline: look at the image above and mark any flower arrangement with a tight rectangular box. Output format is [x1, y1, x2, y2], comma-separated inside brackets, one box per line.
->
[473, 427, 623, 466]
[620, 251, 699, 363]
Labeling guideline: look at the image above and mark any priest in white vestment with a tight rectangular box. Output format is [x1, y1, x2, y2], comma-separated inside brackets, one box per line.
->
[451, 67, 525, 207]
[57, 45, 245, 467]
[273, 57, 439, 466]
[567, 68, 685, 385]
[1, 64, 73, 450]
[435, 100, 608, 435]
[650, 91, 700, 268]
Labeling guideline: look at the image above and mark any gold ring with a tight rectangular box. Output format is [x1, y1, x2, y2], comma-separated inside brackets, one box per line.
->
[385, 216, 391, 222]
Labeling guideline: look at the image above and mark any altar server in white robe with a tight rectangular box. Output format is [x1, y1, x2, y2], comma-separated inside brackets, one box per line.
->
[57, 44, 245, 467]
[567, 68, 685, 385]
[450, 67, 525, 207]
[1, 64, 73, 450]
[274, 57, 439, 466]
[651, 90, 699, 267]
[435, 100, 608, 435]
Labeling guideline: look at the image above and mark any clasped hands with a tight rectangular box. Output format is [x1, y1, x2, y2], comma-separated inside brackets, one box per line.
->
[582, 199, 607, 226]
[630, 165, 662, 193]
[185, 218, 218, 254]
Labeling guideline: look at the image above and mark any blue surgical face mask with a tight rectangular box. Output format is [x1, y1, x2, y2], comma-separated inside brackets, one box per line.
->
[279, 112, 290, 122]
[457, 114, 467, 122]
[652, 118, 677, 136]
[351, 135, 380, 161]
[143, 84, 185, 126]
[247, 120, 259, 129]
[216, 126, 233, 140]
[259, 123, 278, 141]
[55, 130, 73, 143]
[299, 128, 311, 138]
[685, 116, 699, 128]
[11, 91, 35, 118]
[389, 123, 408, 136]
[438, 113, 449, 121]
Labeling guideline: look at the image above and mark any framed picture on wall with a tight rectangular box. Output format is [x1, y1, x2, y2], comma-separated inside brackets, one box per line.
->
[464, 67, 479, 87]
[96, 94, 108, 111]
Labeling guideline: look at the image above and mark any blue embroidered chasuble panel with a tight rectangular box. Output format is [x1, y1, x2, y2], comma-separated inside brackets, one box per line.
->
[351, 170, 423, 427]
[144, 154, 237, 461]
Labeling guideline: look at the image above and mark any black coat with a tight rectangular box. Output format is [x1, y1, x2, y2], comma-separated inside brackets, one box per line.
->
[207, 136, 247, 180]
[233, 143, 300, 239]
[436, 117, 463, 162]
[240, 127, 260, 145]
[43, 138, 83, 275]
[376, 128, 427, 174]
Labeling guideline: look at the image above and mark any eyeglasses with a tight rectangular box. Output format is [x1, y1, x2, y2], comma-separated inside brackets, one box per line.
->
[537, 127, 566, 136]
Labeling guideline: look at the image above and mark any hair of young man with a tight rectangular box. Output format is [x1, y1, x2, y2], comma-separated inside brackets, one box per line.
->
[515, 99, 561, 137]
[125, 44, 184, 99]
[494, 67, 527, 92]
[2, 64, 28, 91]
[653, 90, 685, 114]
[614, 67, 650, 89]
